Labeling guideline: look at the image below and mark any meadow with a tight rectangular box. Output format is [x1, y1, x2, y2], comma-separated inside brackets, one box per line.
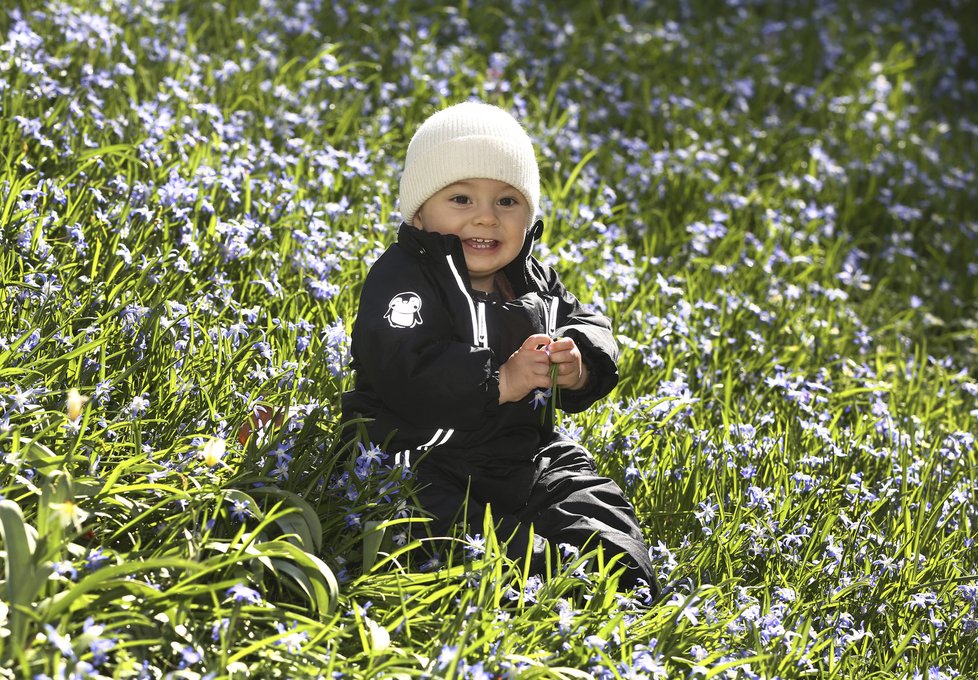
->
[1, 0, 976, 677]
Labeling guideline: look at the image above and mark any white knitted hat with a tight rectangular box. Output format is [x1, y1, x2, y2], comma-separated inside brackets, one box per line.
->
[398, 101, 540, 229]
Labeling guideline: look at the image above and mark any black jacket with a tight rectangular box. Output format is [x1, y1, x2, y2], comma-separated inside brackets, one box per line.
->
[341, 221, 619, 467]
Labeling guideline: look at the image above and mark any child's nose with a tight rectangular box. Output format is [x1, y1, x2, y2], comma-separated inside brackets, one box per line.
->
[473, 204, 499, 226]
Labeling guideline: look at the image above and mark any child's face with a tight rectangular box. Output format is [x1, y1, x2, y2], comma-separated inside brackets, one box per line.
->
[413, 178, 530, 293]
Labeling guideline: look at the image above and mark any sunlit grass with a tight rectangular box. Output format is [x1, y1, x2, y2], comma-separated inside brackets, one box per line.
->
[0, 0, 976, 677]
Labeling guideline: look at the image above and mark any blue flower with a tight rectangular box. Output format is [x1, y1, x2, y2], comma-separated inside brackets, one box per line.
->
[176, 644, 201, 669]
[253, 340, 273, 360]
[125, 393, 150, 419]
[225, 321, 249, 347]
[529, 388, 552, 410]
[84, 547, 110, 571]
[230, 499, 251, 523]
[211, 618, 229, 642]
[464, 533, 485, 560]
[53, 560, 78, 581]
[93, 379, 113, 405]
[8, 384, 38, 413]
[84, 618, 116, 666]
[44, 624, 75, 658]
[226, 583, 262, 605]
[354, 443, 387, 478]
[273, 621, 309, 653]
[584, 633, 607, 650]
[436, 644, 458, 670]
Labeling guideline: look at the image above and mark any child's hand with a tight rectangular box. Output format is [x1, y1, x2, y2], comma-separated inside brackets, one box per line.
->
[547, 337, 589, 390]
[498, 333, 554, 404]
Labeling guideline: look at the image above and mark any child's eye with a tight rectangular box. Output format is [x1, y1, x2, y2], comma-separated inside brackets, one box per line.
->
[449, 195, 471, 205]
[498, 196, 519, 207]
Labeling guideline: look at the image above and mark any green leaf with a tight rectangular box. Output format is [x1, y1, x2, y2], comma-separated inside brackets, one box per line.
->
[248, 487, 323, 553]
[361, 520, 386, 573]
[37, 557, 204, 618]
[255, 540, 338, 616]
[0, 500, 48, 647]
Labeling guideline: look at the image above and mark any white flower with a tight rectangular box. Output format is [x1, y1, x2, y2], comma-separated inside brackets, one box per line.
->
[199, 438, 226, 467]
[0, 600, 10, 639]
[50, 499, 90, 533]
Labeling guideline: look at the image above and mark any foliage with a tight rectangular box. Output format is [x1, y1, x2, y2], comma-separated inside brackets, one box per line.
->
[0, 0, 976, 677]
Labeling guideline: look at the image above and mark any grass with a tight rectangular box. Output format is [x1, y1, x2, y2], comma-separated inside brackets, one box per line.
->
[0, 0, 976, 677]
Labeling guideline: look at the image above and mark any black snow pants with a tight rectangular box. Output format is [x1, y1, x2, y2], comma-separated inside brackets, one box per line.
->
[409, 433, 657, 593]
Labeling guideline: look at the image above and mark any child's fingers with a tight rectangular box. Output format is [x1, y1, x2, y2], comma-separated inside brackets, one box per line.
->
[548, 348, 573, 362]
[547, 337, 576, 354]
[531, 357, 552, 375]
[548, 347, 580, 365]
[522, 333, 554, 351]
[556, 363, 580, 381]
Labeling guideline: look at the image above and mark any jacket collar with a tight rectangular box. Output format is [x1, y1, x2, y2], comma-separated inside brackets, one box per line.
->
[397, 222, 458, 258]
[397, 220, 545, 293]
[503, 219, 544, 293]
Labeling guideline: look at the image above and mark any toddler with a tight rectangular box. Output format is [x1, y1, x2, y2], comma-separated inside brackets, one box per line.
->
[342, 101, 656, 592]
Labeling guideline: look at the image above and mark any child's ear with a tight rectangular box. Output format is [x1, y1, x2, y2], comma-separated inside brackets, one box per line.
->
[412, 212, 424, 229]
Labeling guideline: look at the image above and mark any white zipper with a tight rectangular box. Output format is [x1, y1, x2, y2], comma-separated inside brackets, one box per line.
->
[445, 255, 484, 347]
[477, 300, 488, 348]
[546, 296, 560, 338]
[445, 254, 489, 349]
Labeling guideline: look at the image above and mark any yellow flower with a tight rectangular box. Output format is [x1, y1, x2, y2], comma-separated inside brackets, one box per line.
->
[200, 437, 226, 467]
[66, 388, 89, 421]
[50, 499, 90, 533]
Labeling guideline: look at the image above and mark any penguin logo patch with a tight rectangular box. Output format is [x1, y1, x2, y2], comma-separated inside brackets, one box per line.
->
[385, 292, 423, 328]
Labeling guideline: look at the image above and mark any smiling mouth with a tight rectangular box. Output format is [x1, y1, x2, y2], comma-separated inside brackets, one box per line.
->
[465, 238, 499, 250]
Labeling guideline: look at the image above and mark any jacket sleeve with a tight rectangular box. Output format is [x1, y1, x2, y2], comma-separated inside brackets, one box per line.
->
[348, 248, 500, 430]
[536, 260, 619, 413]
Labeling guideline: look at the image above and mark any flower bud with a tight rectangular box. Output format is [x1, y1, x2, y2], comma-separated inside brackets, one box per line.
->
[67, 388, 89, 421]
